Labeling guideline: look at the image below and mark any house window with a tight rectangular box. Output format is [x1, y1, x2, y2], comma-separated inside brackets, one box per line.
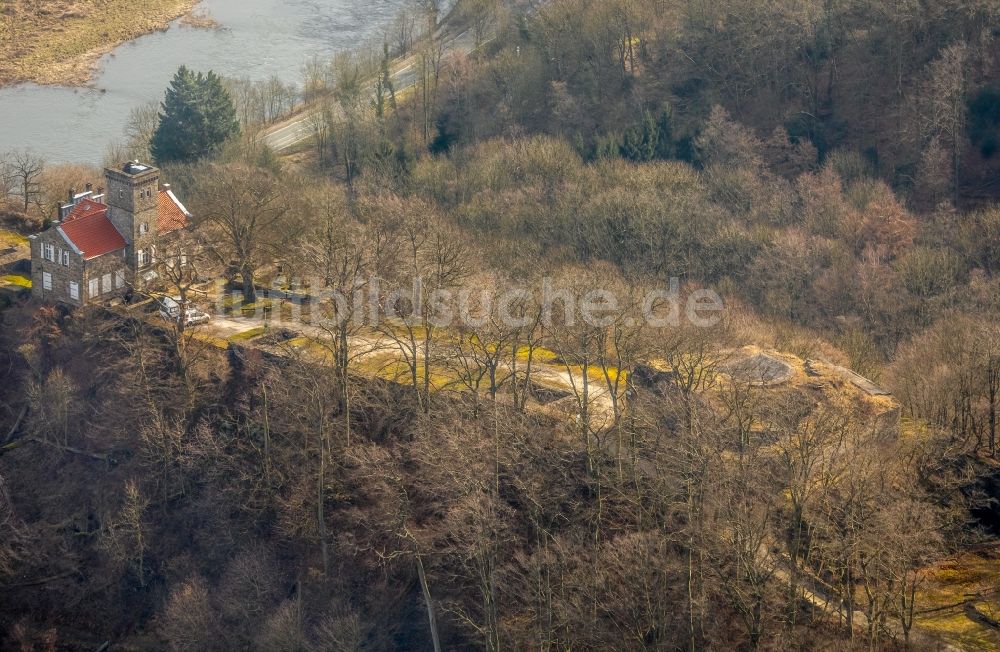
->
[119, 189, 124, 199]
[43, 243, 55, 262]
[115, 270, 125, 289]
[42, 272, 52, 291]
[61, 251, 70, 266]
[89, 277, 100, 298]
[69, 282, 79, 301]
[139, 222, 148, 235]
[102, 273, 113, 293]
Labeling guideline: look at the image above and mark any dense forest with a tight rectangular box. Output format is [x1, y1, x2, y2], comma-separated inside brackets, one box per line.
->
[2, 0, 1000, 649]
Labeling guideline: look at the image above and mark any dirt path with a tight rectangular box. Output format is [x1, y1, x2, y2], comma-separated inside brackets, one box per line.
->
[199, 309, 619, 420]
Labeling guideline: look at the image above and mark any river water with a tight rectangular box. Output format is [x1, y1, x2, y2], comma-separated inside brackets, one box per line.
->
[0, 0, 419, 164]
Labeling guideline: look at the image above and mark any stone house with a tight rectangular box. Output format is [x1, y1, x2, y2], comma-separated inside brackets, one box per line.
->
[30, 162, 191, 306]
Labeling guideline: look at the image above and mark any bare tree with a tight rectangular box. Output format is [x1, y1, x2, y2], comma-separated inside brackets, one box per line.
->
[445, 270, 524, 410]
[36, 163, 101, 219]
[544, 265, 614, 476]
[706, 448, 778, 649]
[159, 576, 218, 650]
[25, 368, 79, 447]
[152, 230, 218, 394]
[7, 149, 44, 213]
[124, 101, 161, 161]
[592, 275, 650, 480]
[418, 37, 445, 145]
[408, 406, 517, 650]
[374, 198, 471, 412]
[444, 264, 546, 414]
[329, 51, 378, 190]
[913, 42, 970, 199]
[191, 163, 302, 303]
[302, 187, 384, 446]
[277, 356, 342, 578]
[0, 152, 16, 200]
[309, 95, 335, 165]
[301, 54, 333, 103]
[461, 0, 503, 51]
[390, 4, 418, 55]
[0, 474, 25, 581]
[100, 480, 150, 587]
[773, 401, 851, 628]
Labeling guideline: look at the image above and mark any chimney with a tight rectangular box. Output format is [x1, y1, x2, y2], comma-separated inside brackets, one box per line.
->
[162, 183, 171, 191]
[85, 183, 93, 193]
[96, 187, 105, 204]
[68, 188, 76, 204]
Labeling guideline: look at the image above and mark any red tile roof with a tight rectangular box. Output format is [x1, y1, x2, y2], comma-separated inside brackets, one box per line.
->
[52, 189, 189, 260]
[58, 200, 127, 260]
[65, 197, 106, 221]
[157, 190, 190, 234]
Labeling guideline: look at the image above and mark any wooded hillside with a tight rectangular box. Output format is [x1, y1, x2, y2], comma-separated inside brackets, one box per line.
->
[2, 0, 1000, 649]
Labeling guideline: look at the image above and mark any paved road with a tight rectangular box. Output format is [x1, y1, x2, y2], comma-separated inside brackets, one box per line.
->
[265, 29, 480, 152]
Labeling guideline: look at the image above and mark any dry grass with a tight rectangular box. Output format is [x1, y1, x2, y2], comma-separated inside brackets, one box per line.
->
[179, 9, 218, 30]
[0, 0, 200, 86]
[230, 326, 267, 341]
[915, 549, 1000, 650]
[190, 331, 230, 350]
[0, 230, 29, 248]
[0, 274, 31, 288]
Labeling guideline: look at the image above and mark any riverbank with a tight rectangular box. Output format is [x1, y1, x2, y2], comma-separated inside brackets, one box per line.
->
[0, 0, 202, 87]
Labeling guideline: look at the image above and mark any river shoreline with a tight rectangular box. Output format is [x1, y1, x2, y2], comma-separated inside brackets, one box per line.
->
[0, 0, 203, 89]
[0, 0, 419, 163]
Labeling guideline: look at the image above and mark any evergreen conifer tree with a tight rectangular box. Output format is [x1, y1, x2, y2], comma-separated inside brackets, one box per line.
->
[151, 66, 240, 164]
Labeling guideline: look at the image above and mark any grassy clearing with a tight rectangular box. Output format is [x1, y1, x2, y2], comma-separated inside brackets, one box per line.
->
[901, 417, 935, 441]
[0, 230, 29, 248]
[191, 331, 230, 350]
[514, 345, 559, 365]
[0, 274, 31, 289]
[583, 365, 625, 384]
[915, 551, 1000, 650]
[352, 351, 456, 389]
[228, 327, 266, 343]
[0, 0, 199, 86]
[219, 294, 278, 318]
[268, 335, 334, 362]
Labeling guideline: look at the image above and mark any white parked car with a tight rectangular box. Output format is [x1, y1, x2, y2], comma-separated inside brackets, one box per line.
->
[158, 296, 211, 326]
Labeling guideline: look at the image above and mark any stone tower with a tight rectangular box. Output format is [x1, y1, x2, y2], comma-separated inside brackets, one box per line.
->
[104, 161, 160, 271]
